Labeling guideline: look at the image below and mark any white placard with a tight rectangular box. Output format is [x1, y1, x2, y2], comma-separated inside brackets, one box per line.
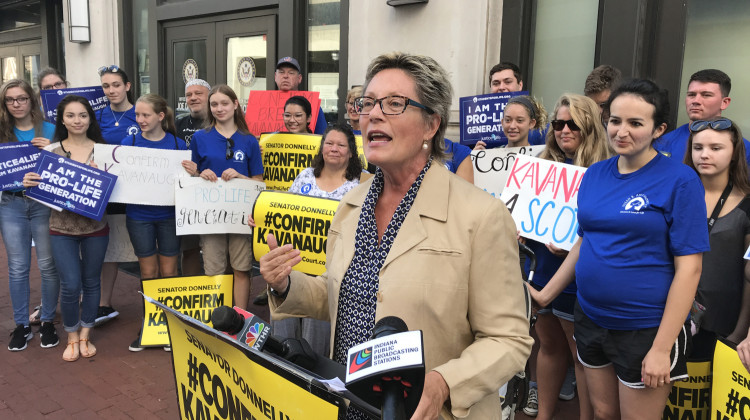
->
[472, 145, 545, 198]
[94, 144, 191, 205]
[175, 177, 265, 235]
[346, 330, 424, 383]
[499, 155, 586, 251]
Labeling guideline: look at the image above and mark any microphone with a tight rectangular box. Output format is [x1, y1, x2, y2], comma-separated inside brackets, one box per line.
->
[211, 306, 344, 380]
[346, 316, 425, 419]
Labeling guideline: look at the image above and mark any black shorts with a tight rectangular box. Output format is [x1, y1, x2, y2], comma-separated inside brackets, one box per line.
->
[574, 301, 689, 388]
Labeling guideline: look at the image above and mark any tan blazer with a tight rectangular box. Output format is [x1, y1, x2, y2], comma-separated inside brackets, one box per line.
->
[271, 163, 532, 419]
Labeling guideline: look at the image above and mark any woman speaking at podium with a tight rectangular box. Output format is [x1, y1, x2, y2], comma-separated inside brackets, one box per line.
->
[260, 52, 532, 419]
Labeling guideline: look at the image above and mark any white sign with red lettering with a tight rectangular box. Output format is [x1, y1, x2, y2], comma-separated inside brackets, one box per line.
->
[499, 155, 586, 250]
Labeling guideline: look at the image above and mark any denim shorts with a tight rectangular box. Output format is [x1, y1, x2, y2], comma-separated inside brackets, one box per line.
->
[125, 217, 180, 258]
[530, 281, 576, 322]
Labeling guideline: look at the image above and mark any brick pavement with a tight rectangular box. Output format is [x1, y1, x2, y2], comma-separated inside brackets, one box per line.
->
[0, 246, 580, 419]
[0, 246, 271, 419]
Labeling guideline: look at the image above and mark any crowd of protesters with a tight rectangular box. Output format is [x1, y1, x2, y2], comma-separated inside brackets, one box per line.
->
[1, 52, 749, 420]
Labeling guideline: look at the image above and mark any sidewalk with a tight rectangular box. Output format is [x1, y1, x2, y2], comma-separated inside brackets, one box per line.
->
[0, 245, 580, 419]
[0, 245, 271, 419]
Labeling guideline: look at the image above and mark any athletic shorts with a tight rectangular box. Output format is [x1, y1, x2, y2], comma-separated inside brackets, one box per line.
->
[574, 301, 689, 388]
[531, 281, 575, 322]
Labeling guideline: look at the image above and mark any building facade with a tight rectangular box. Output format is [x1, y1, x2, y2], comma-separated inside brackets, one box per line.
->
[4, 0, 750, 136]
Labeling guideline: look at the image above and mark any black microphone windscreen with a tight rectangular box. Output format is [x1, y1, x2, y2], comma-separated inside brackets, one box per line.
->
[372, 316, 408, 339]
[211, 306, 243, 334]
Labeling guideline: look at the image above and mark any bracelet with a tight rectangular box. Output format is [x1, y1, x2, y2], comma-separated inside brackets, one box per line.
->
[270, 276, 290, 299]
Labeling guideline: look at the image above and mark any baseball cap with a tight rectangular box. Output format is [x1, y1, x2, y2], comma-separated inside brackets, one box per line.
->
[276, 56, 301, 73]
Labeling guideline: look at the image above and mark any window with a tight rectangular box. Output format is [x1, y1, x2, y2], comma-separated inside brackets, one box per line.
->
[307, 0, 341, 123]
[529, 0, 598, 107]
[676, 0, 750, 133]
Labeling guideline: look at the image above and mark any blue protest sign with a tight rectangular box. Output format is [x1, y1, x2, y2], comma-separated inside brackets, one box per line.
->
[0, 143, 41, 191]
[25, 150, 118, 221]
[459, 91, 527, 148]
[40, 86, 108, 123]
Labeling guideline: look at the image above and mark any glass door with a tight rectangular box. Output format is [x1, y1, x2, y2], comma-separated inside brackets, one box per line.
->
[216, 15, 276, 112]
[164, 22, 214, 116]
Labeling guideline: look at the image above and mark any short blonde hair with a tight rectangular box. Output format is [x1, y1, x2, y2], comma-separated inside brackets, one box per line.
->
[363, 52, 452, 162]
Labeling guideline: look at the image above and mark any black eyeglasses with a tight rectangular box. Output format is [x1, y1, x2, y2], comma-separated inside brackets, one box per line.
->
[225, 138, 235, 160]
[41, 81, 67, 90]
[551, 119, 581, 132]
[4, 96, 30, 105]
[98, 65, 120, 76]
[354, 95, 435, 115]
[689, 118, 732, 133]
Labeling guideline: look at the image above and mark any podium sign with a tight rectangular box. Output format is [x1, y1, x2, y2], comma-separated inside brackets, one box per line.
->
[144, 295, 345, 419]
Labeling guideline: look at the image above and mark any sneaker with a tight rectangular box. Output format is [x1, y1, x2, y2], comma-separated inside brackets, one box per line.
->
[129, 337, 145, 352]
[8, 325, 33, 351]
[559, 366, 576, 401]
[94, 306, 119, 327]
[39, 322, 59, 348]
[523, 386, 538, 416]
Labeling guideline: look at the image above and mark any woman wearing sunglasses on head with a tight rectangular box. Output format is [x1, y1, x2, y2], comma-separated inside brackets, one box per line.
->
[182, 84, 262, 310]
[684, 117, 750, 361]
[0, 79, 59, 352]
[526, 94, 610, 420]
[94, 65, 141, 327]
[530, 79, 709, 419]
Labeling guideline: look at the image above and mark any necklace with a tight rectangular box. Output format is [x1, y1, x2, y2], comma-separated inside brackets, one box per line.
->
[110, 107, 127, 127]
[59, 141, 71, 158]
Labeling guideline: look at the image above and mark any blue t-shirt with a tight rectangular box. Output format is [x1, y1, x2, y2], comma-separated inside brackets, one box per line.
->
[190, 127, 263, 178]
[96, 105, 139, 144]
[120, 132, 187, 221]
[314, 108, 327, 135]
[443, 139, 471, 174]
[528, 125, 548, 146]
[526, 239, 573, 294]
[575, 153, 709, 330]
[14, 121, 55, 142]
[656, 123, 750, 166]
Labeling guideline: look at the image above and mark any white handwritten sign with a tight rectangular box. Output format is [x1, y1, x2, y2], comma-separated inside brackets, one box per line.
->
[94, 144, 191, 205]
[499, 155, 586, 250]
[472, 145, 545, 198]
[175, 178, 265, 235]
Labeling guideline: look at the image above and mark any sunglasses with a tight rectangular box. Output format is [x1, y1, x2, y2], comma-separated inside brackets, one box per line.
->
[689, 118, 732, 133]
[98, 65, 120, 76]
[225, 138, 235, 160]
[551, 119, 581, 132]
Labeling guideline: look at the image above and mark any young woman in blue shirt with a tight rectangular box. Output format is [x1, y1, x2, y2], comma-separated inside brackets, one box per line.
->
[530, 79, 709, 419]
[94, 65, 140, 326]
[0, 79, 59, 351]
[123, 94, 187, 351]
[183, 85, 262, 310]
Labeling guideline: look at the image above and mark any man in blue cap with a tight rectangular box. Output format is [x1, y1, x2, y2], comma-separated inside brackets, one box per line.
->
[275, 56, 327, 135]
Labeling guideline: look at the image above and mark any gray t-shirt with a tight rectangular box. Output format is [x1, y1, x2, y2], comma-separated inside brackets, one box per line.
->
[696, 196, 750, 335]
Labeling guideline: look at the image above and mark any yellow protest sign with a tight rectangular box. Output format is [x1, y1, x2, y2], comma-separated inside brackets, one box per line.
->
[252, 190, 339, 275]
[140, 275, 233, 347]
[145, 296, 344, 419]
[713, 340, 750, 420]
[663, 360, 711, 420]
[259, 132, 367, 191]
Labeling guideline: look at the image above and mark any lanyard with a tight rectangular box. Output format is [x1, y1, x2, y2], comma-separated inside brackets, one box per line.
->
[707, 181, 733, 233]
